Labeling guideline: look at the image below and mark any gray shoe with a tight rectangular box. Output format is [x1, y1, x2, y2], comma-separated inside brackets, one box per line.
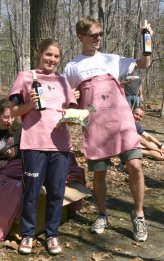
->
[131, 212, 148, 242]
[90, 215, 108, 234]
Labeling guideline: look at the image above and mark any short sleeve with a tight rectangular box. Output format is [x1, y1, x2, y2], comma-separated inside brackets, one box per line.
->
[135, 122, 144, 135]
[9, 71, 26, 102]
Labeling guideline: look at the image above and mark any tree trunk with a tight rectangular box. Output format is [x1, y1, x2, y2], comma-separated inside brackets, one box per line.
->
[98, 0, 105, 50]
[30, 0, 59, 68]
[20, 0, 30, 71]
[5, 0, 30, 72]
[161, 93, 164, 117]
[79, 0, 88, 16]
[90, 0, 98, 18]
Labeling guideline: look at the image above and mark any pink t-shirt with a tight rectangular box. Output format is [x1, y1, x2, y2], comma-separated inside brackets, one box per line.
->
[64, 52, 140, 159]
[9, 70, 77, 151]
[78, 74, 140, 159]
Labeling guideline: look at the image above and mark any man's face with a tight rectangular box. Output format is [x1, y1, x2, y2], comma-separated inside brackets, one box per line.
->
[134, 108, 144, 122]
[79, 24, 103, 53]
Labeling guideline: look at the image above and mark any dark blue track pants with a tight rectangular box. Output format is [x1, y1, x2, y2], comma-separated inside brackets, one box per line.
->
[20, 150, 70, 238]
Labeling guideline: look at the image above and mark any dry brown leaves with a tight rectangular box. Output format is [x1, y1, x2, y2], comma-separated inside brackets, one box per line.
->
[92, 252, 113, 261]
[4, 240, 19, 250]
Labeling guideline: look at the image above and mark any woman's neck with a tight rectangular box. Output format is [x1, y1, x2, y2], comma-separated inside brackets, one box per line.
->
[37, 68, 53, 75]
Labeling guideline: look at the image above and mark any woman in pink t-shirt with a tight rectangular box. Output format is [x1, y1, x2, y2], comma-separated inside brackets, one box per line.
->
[9, 39, 77, 255]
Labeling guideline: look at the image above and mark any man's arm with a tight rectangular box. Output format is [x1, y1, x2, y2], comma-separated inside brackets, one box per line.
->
[141, 131, 163, 150]
[135, 22, 153, 69]
[135, 55, 151, 69]
[139, 135, 163, 154]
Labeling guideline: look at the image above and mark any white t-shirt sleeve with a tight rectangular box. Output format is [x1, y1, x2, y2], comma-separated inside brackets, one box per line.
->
[64, 64, 77, 89]
[64, 53, 137, 89]
[119, 57, 136, 77]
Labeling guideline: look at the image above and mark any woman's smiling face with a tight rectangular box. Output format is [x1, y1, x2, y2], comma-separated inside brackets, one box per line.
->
[38, 45, 61, 73]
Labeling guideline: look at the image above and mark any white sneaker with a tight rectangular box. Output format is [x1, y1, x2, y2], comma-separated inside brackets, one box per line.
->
[19, 237, 33, 254]
[47, 237, 62, 255]
[90, 215, 108, 234]
[131, 212, 148, 242]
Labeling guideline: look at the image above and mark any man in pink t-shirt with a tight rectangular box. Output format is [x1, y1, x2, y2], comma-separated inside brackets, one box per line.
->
[64, 16, 153, 242]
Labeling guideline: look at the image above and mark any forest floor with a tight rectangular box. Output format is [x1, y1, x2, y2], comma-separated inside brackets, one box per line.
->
[0, 95, 164, 261]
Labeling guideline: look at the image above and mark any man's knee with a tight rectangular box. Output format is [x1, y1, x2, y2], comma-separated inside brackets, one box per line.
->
[126, 159, 143, 177]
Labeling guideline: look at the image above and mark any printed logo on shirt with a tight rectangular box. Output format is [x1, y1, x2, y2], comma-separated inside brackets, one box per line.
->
[47, 85, 56, 91]
[102, 94, 109, 100]
[24, 172, 39, 177]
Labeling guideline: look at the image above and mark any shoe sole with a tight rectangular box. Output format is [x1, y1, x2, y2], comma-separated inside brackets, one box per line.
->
[90, 228, 104, 234]
[90, 225, 108, 234]
[131, 213, 148, 242]
[19, 248, 32, 254]
[48, 248, 62, 255]
[133, 233, 148, 242]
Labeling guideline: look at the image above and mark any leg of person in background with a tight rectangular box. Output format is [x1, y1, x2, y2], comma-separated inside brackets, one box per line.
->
[126, 95, 133, 108]
[132, 95, 140, 111]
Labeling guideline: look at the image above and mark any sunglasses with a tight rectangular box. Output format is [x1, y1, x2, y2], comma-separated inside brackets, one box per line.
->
[82, 32, 103, 39]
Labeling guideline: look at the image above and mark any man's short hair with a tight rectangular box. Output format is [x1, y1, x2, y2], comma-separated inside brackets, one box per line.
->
[76, 16, 102, 35]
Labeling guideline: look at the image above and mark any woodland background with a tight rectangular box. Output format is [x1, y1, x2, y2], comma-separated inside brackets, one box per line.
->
[0, 0, 163, 98]
[0, 2, 164, 260]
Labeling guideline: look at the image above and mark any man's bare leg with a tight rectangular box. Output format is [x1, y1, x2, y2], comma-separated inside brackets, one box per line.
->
[90, 170, 108, 234]
[126, 158, 147, 241]
[126, 158, 144, 217]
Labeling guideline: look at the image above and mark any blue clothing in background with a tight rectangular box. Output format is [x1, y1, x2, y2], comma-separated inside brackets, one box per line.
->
[135, 122, 144, 135]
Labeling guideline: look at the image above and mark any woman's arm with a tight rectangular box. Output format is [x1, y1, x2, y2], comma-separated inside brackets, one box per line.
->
[9, 90, 38, 117]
